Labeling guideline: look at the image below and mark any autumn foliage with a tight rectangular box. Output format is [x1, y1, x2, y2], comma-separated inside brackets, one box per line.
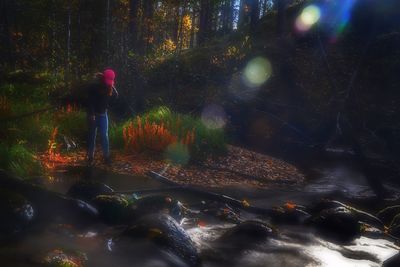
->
[122, 115, 195, 153]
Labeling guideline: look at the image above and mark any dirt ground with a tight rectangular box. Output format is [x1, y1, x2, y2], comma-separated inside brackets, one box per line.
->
[39, 145, 305, 188]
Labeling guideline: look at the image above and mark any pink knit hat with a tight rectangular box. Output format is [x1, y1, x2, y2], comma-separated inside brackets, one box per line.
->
[103, 69, 115, 87]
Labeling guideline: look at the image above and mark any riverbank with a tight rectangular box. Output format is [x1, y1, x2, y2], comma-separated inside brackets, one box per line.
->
[38, 145, 305, 188]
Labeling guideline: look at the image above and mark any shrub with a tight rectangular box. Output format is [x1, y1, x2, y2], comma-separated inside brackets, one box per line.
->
[121, 106, 226, 162]
[0, 142, 43, 177]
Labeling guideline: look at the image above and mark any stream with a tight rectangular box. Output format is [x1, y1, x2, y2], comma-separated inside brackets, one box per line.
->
[1, 153, 399, 267]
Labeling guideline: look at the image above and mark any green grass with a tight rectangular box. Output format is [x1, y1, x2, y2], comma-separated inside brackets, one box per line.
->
[0, 142, 43, 177]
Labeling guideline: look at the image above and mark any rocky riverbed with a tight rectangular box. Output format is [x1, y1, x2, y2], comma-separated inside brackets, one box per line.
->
[1, 164, 400, 267]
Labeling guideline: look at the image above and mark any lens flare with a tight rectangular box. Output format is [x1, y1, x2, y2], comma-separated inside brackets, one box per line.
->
[201, 104, 227, 129]
[242, 57, 272, 88]
[295, 5, 321, 32]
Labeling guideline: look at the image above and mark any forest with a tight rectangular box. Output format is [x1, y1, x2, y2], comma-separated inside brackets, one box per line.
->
[1, 0, 400, 266]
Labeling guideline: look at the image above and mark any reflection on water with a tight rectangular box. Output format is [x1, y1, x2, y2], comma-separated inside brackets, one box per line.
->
[304, 162, 376, 197]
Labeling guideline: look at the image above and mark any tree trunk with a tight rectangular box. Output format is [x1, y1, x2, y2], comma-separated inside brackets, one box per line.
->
[276, 0, 286, 36]
[77, 0, 82, 81]
[198, 0, 213, 45]
[0, 0, 15, 69]
[221, 0, 233, 34]
[142, 0, 154, 55]
[65, 4, 72, 86]
[189, 4, 196, 48]
[249, 0, 260, 34]
[172, 3, 180, 44]
[129, 0, 139, 52]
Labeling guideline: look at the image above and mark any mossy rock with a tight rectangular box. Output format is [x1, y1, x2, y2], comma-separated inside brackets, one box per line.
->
[311, 207, 361, 243]
[42, 249, 86, 267]
[0, 189, 35, 238]
[92, 194, 129, 224]
[67, 181, 114, 202]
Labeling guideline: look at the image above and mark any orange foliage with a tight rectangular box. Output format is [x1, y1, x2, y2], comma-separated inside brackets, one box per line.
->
[122, 116, 196, 153]
[44, 126, 68, 169]
[284, 201, 297, 210]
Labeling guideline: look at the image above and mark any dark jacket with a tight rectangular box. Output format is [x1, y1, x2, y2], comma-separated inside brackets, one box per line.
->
[86, 81, 112, 116]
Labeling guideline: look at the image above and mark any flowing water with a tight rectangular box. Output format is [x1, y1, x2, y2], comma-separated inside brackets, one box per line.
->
[1, 154, 399, 267]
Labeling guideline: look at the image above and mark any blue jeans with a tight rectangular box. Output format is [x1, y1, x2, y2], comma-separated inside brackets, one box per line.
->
[87, 113, 109, 160]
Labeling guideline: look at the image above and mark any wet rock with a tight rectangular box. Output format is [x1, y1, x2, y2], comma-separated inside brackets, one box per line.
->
[309, 199, 383, 229]
[377, 205, 400, 226]
[218, 220, 275, 247]
[198, 201, 241, 223]
[383, 252, 400, 267]
[92, 194, 130, 225]
[388, 213, 400, 238]
[0, 189, 35, 239]
[308, 199, 348, 214]
[67, 181, 114, 202]
[270, 205, 311, 225]
[131, 195, 185, 222]
[114, 213, 200, 266]
[42, 249, 87, 267]
[310, 207, 361, 243]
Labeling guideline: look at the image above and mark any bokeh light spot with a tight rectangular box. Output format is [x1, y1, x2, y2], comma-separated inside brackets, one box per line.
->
[164, 142, 190, 166]
[201, 104, 227, 129]
[295, 5, 321, 32]
[242, 57, 272, 88]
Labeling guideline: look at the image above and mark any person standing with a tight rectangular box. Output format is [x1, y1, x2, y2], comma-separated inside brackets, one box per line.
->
[86, 69, 117, 165]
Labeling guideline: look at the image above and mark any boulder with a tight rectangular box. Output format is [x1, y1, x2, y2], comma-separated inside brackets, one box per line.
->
[310, 207, 361, 243]
[92, 194, 130, 225]
[0, 189, 35, 239]
[217, 220, 275, 248]
[113, 213, 200, 266]
[383, 252, 400, 267]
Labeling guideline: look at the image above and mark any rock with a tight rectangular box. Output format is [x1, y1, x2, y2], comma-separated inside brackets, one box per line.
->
[310, 207, 361, 243]
[114, 213, 200, 266]
[0, 170, 98, 226]
[218, 220, 275, 247]
[92, 194, 130, 224]
[270, 205, 311, 225]
[42, 249, 87, 267]
[383, 252, 400, 267]
[131, 195, 185, 222]
[388, 213, 400, 238]
[0, 189, 35, 239]
[67, 180, 114, 202]
[377, 205, 400, 226]
[198, 201, 241, 223]
[309, 199, 383, 229]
